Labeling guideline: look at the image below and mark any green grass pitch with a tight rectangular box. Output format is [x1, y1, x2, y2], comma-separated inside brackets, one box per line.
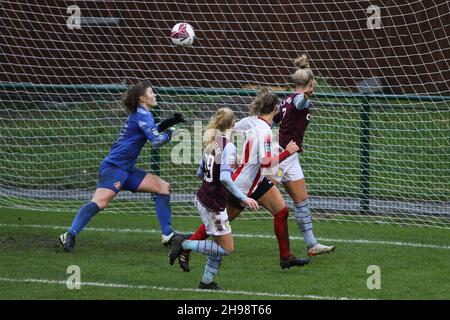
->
[0, 207, 449, 300]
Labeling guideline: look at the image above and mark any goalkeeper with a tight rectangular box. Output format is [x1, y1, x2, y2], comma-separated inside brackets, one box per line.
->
[59, 81, 186, 252]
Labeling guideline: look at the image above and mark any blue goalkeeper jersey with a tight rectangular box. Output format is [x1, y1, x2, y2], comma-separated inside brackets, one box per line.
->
[102, 105, 170, 171]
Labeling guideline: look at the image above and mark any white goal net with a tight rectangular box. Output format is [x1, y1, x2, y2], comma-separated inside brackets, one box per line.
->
[0, 1, 449, 228]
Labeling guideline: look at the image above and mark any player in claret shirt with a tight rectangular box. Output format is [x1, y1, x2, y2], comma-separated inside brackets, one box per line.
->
[178, 89, 311, 272]
[273, 54, 335, 257]
[169, 108, 259, 290]
[59, 81, 186, 252]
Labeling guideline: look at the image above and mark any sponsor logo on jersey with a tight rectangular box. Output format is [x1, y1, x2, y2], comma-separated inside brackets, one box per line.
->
[264, 135, 272, 154]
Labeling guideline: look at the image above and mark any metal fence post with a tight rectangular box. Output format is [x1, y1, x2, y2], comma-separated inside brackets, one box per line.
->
[360, 96, 371, 214]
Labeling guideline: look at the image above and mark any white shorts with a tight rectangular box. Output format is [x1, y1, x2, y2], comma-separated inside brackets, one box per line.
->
[195, 198, 232, 236]
[272, 153, 304, 183]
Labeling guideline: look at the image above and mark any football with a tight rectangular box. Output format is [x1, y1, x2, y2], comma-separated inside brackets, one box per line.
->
[171, 22, 195, 47]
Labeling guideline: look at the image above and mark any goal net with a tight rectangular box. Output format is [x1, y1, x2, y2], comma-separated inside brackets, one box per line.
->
[1, 1, 449, 228]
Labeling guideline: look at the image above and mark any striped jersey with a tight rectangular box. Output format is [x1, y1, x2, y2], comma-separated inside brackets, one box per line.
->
[232, 117, 275, 196]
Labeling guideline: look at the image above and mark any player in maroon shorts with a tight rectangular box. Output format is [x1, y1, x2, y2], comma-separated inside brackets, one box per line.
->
[272, 54, 335, 256]
[178, 89, 311, 272]
[168, 107, 259, 290]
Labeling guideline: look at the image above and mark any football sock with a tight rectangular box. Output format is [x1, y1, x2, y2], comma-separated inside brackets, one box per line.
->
[182, 240, 230, 256]
[189, 224, 208, 240]
[155, 194, 173, 236]
[273, 207, 291, 259]
[68, 201, 101, 236]
[201, 255, 222, 284]
[294, 199, 318, 248]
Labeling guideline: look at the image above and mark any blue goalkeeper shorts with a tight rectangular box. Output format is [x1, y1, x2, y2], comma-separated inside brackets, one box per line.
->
[97, 163, 147, 193]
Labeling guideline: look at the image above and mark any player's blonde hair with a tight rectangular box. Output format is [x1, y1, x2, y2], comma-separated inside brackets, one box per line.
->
[291, 53, 314, 88]
[249, 87, 279, 116]
[204, 107, 235, 147]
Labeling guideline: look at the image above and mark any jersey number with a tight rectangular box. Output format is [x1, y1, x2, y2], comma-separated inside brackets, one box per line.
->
[282, 107, 287, 119]
[204, 154, 215, 183]
[279, 97, 290, 121]
[114, 122, 128, 144]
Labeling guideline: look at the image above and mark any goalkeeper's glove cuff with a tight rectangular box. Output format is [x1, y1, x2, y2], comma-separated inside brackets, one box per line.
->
[166, 126, 183, 140]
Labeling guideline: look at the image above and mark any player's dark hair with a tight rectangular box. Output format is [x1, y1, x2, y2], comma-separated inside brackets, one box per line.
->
[249, 87, 279, 116]
[204, 107, 235, 147]
[291, 53, 314, 88]
[122, 81, 153, 114]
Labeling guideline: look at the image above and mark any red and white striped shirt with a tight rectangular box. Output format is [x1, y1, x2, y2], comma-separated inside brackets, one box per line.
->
[232, 117, 290, 196]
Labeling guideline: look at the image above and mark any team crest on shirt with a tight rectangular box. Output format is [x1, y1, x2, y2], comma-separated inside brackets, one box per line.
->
[215, 219, 224, 232]
[264, 136, 271, 153]
[114, 181, 122, 190]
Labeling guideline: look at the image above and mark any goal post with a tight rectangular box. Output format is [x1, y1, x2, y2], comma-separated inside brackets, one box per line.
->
[0, 1, 449, 229]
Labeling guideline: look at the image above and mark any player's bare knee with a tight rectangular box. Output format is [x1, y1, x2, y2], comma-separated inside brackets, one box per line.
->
[223, 242, 234, 254]
[160, 181, 171, 195]
[93, 199, 108, 210]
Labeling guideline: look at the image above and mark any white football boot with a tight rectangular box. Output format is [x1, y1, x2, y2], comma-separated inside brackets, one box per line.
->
[161, 232, 174, 247]
[307, 243, 336, 257]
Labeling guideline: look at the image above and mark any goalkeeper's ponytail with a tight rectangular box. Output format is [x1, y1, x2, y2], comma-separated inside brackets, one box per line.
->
[204, 107, 235, 147]
[122, 80, 153, 115]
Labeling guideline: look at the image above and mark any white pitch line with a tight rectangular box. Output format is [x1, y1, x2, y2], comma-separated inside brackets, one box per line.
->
[0, 223, 449, 250]
[0, 277, 371, 300]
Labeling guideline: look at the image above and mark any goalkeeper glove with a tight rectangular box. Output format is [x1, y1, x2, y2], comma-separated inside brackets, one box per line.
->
[157, 113, 185, 132]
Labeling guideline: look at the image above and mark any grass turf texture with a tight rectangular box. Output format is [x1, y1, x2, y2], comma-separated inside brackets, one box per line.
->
[0, 208, 449, 300]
